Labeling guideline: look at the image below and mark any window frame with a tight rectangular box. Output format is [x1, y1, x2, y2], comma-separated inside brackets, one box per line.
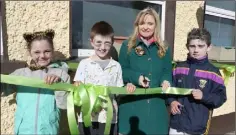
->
[204, 2, 235, 62]
[205, 5, 235, 20]
[204, 3, 235, 47]
[71, 1, 166, 57]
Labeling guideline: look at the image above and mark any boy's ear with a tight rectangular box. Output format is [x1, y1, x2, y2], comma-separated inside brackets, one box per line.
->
[207, 44, 212, 52]
[90, 38, 95, 48]
[89, 38, 93, 43]
[186, 44, 189, 50]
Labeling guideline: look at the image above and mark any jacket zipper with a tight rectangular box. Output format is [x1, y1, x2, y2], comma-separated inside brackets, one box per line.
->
[35, 88, 41, 134]
[35, 69, 47, 134]
[146, 46, 151, 126]
[146, 46, 151, 104]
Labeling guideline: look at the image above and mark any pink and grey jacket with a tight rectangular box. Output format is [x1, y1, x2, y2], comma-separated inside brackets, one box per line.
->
[166, 55, 227, 135]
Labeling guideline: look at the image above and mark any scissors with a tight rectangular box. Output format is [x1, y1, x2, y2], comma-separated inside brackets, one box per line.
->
[142, 75, 149, 94]
[177, 105, 184, 114]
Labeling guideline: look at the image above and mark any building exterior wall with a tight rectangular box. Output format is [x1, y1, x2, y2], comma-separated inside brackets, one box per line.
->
[174, 1, 235, 117]
[1, 1, 235, 134]
[1, 1, 70, 134]
[5, 1, 70, 62]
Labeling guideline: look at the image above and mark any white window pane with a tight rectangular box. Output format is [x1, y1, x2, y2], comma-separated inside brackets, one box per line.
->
[72, 1, 162, 49]
[204, 14, 235, 47]
[206, 1, 235, 12]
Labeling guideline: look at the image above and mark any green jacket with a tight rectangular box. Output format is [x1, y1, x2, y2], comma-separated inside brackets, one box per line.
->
[118, 39, 172, 135]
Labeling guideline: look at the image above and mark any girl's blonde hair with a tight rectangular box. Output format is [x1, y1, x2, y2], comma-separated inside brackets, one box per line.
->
[127, 7, 168, 58]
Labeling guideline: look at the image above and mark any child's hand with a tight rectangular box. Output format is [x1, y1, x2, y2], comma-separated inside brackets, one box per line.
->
[126, 83, 136, 93]
[170, 101, 183, 115]
[73, 81, 83, 86]
[161, 80, 170, 91]
[192, 89, 203, 100]
[45, 74, 60, 85]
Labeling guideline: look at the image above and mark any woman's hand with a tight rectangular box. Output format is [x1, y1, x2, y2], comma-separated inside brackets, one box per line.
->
[138, 75, 150, 88]
[73, 81, 83, 86]
[44, 74, 60, 85]
[126, 83, 136, 93]
[161, 80, 171, 91]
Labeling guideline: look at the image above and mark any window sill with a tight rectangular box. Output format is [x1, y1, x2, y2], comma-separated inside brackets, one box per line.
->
[114, 36, 129, 44]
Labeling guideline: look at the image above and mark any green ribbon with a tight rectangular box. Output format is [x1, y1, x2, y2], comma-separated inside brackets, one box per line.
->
[211, 62, 235, 85]
[3, 60, 232, 135]
[1, 74, 192, 135]
[68, 61, 235, 85]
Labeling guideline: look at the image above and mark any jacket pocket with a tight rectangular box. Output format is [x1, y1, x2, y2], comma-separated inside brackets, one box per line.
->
[190, 105, 209, 132]
[48, 109, 60, 134]
[14, 111, 25, 134]
[49, 109, 60, 124]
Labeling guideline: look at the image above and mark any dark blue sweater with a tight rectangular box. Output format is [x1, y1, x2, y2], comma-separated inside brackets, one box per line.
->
[167, 55, 227, 134]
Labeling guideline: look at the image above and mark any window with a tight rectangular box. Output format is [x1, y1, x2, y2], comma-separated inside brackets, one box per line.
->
[204, 1, 235, 62]
[205, 14, 235, 47]
[71, 1, 166, 57]
[204, 1, 235, 48]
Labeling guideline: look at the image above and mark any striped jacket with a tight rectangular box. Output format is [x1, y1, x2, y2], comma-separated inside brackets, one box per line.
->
[166, 55, 227, 135]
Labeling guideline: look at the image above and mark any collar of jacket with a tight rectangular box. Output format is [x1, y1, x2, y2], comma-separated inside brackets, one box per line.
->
[187, 54, 209, 65]
[135, 37, 159, 48]
[28, 61, 68, 72]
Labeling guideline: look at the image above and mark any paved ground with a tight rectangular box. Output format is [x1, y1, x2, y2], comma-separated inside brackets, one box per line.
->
[209, 112, 235, 134]
[225, 131, 235, 135]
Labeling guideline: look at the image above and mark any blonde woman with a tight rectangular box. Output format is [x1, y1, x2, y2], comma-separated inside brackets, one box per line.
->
[118, 7, 172, 135]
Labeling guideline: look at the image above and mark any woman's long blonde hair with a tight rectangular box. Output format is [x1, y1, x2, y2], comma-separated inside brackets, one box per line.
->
[127, 7, 167, 58]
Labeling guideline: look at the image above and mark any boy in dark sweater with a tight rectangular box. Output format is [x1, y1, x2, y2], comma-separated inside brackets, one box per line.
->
[167, 28, 227, 135]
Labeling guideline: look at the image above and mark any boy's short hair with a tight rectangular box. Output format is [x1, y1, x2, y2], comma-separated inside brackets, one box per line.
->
[90, 21, 114, 42]
[186, 28, 211, 47]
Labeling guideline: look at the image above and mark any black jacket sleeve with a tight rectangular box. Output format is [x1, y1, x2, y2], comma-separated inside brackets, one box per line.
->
[201, 69, 227, 109]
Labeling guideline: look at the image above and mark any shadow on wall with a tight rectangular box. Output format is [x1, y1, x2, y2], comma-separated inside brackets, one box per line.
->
[54, 51, 68, 61]
[209, 112, 235, 134]
[196, 4, 204, 28]
[1, 1, 9, 60]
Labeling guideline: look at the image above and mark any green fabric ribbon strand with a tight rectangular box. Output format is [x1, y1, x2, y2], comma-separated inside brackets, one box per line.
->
[1, 74, 192, 135]
[68, 61, 235, 85]
[211, 62, 235, 85]
[1, 61, 235, 135]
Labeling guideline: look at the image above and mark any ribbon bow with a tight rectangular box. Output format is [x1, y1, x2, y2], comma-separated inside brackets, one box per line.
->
[1, 74, 193, 135]
[67, 84, 113, 135]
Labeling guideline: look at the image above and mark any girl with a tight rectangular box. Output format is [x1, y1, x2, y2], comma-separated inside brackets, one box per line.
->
[1, 29, 70, 134]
